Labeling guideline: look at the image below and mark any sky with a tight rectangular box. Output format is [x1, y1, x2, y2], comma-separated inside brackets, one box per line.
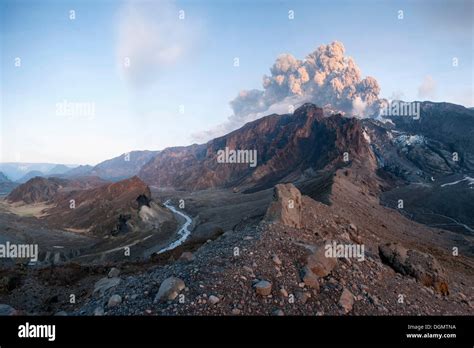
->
[1, 0, 472, 165]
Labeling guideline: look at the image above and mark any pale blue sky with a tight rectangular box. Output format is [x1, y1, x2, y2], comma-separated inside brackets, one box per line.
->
[1, 0, 472, 164]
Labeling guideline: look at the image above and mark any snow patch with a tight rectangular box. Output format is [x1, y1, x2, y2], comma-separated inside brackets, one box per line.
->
[363, 130, 371, 143]
[441, 176, 474, 188]
[394, 134, 425, 146]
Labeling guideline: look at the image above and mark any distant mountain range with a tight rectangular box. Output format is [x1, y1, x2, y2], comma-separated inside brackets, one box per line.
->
[6, 100, 473, 233]
[0, 163, 77, 182]
[0, 171, 18, 195]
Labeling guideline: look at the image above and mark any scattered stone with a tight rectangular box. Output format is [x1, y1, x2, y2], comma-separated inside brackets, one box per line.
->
[273, 309, 284, 316]
[254, 280, 272, 296]
[243, 266, 254, 274]
[154, 277, 186, 303]
[108, 294, 122, 308]
[209, 295, 220, 305]
[93, 306, 104, 316]
[339, 288, 354, 313]
[93, 277, 121, 295]
[369, 294, 380, 306]
[179, 251, 195, 262]
[302, 266, 320, 290]
[306, 241, 338, 277]
[272, 254, 282, 265]
[0, 304, 17, 316]
[108, 268, 121, 278]
[231, 308, 241, 315]
[279, 288, 288, 297]
[340, 232, 351, 241]
[295, 291, 311, 304]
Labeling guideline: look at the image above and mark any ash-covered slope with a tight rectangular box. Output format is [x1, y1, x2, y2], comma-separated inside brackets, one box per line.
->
[7, 176, 107, 204]
[362, 102, 474, 234]
[380, 101, 474, 172]
[139, 104, 370, 191]
[365, 103, 474, 176]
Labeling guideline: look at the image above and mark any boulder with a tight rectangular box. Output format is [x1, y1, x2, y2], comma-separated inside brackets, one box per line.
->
[154, 277, 185, 302]
[208, 295, 220, 305]
[93, 306, 104, 316]
[339, 288, 354, 313]
[302, 266, 320, 290]
[264, 183, 302, 228]
[306, 241, 338, 277]
[179, 251, 195, 262]
[379, 243, 449, 295]
[107, 294, 122, 308]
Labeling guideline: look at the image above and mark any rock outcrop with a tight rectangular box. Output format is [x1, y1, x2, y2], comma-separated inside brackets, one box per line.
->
[264, 183, 302, 228]
[154, 277, 186, 302]
[379, 243, 449, 295]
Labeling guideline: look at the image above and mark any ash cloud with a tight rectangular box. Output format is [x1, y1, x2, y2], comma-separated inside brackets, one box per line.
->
[192, 41, 383, 142]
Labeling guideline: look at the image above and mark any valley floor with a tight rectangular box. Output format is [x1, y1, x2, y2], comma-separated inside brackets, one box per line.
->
[1, 168, 472, 316]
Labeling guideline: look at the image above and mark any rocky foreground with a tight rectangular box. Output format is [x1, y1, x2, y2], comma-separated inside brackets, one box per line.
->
[2, 164, 471, 317]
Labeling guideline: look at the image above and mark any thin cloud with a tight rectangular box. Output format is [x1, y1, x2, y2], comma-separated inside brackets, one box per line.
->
[116, 0, 198, 89]
[417, 75, 437, 99]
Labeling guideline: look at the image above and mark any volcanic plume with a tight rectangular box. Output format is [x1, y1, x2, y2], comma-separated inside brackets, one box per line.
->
[193, 41, 384, 142]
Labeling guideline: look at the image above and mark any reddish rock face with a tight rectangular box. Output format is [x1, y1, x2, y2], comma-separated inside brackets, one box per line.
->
[139, 104, 369, 192]
[44, 176, 154, 236]
[7, 175, 165, 237]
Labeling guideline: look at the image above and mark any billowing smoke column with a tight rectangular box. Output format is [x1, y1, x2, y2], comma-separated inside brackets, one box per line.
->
[193, 42, 384, 142]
